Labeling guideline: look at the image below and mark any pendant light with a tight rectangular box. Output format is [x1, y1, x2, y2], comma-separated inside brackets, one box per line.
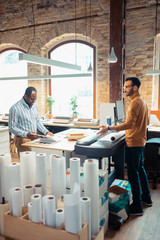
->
[87, 0, 93, 72]
[108, 47, 118, 63]
[108, 1, 118, 64]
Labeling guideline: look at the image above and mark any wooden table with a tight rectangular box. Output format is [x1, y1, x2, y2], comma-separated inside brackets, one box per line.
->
[22, 128, 96, 168]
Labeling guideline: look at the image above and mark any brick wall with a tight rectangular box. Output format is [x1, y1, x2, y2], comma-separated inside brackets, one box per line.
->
[0, 0, 158, 117]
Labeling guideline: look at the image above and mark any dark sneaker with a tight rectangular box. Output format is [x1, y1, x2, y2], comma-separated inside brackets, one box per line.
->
[129, 203, 143, 216]
[142, 197, 152, 207]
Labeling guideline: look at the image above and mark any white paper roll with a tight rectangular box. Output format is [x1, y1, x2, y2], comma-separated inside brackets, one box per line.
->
[99, 131, 125, 145]
[64, 183, 82, 234]
[84, 159, 99, 236]
[9, 187, 22, 217]
[28, 202, 32, 221]
[81, 197, 91, 240]
[0, 153, 11, 202]
[70, 157, 80, 193]
[20, 151, 36, 187]
[55, 208, 64, 228]
[6, 162, 21, 201]
[23, 185, 34, 207]
[36, 153, 47, 195]
[34, 184, 43, 195]
[31, 194, 42, 223]
[43, 195, 56, 227]
[50, 155, 66, 200]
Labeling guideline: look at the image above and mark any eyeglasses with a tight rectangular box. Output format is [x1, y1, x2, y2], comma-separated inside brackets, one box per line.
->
[123, 85, 133, 89]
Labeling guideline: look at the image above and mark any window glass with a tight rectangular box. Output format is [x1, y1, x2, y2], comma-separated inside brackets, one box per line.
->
[50, 42, 93, 118]
[0, 50, 28, 114]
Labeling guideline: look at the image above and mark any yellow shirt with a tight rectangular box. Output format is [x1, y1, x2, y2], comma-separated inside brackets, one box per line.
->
[114, 92, 149, 147]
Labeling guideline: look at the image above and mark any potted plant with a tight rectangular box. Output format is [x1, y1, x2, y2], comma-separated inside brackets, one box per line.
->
[47, 96, 55, 119]
[70, 96, 78, 118]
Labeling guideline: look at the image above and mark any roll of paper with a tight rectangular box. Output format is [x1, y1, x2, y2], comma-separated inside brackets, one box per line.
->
[9, 187, 22, 217]
[28, 202, 32, 221]
[70, 157, 80, 193]
[6, 162, 21, 201]
[20, 151, 36, 187]
[99, 131, 125, 146]
[84, 159, 99, 236]
[43, 195, 56, 227]
[55, 208, 64, 228]
[0, 153, 11, 202]
[50, 155, 66, 200]
[34, 184, 43, 195]
[36, 153, 47, 195]
[64, 182, 82, 234]
[23, 185, 34, 207]
[81, 197, 91, 240]
[31, 194, 42, 223]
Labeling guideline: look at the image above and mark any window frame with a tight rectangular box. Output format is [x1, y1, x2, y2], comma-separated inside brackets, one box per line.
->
[48, 40, 96, 118]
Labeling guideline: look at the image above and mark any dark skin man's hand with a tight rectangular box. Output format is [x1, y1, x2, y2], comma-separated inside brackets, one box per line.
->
[27, 132, 39, 140]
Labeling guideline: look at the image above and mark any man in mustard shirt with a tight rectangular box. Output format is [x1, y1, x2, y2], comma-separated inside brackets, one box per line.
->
[98, 77, 152, 216]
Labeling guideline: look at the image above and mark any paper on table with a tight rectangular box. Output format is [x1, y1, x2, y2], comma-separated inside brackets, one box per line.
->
[150, 114, 160, 126]
[99, 131, 125, 146]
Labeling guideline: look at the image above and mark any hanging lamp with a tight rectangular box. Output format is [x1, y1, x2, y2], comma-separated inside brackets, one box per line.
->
[87, 0, 93, 72]
[108, 47, 118, 63]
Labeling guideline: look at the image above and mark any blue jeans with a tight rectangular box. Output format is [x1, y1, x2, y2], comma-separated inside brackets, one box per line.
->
[125, 146, 151, 208]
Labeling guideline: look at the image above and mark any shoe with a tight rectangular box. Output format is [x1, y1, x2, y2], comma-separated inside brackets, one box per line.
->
[129, 203, 143, 216]
[142, 197, 152, 207]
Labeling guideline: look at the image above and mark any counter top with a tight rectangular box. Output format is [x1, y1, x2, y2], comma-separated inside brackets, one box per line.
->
[0, 126, 8, 133]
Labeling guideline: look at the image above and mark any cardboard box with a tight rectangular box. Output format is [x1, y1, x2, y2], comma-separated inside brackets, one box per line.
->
[111, 179, 132, 204]
[99, 192, 109, 220]
[108, 184, 129, 221]
[99, 211, 109, 234]
[108, 185, 128, 203]
[91, 227, 104, 240]
[109, 195, 129, 221]
[0, 203, 9, 237]
[4, 211, 88, 240]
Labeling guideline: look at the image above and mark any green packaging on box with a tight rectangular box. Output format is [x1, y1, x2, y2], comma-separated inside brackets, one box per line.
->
[109, 195, 129, 221]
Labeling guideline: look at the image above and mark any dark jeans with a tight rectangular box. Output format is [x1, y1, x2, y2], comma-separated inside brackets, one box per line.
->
[125, 146, 151, 208]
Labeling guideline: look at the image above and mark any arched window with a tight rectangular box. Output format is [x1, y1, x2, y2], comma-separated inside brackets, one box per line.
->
[0, 49, 28, 114]
[49, 41, 95, 118]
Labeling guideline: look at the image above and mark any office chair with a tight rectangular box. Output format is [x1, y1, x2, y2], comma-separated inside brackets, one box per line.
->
[144, 138, 160, 189]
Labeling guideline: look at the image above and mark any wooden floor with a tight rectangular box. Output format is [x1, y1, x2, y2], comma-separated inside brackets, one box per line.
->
[105, 182, 160, 240]
[11, 153, 160, 240]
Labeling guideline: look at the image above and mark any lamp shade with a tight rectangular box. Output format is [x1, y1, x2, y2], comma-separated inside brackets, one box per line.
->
[87, 62, 93, 72]
[108, 47, 118, 63]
